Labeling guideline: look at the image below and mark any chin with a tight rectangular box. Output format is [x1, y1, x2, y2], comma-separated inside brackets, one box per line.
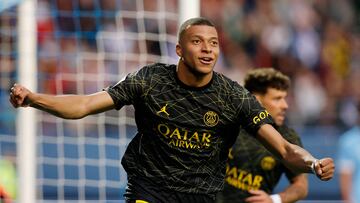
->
[198, 64, 214, 73]
[276, 120, 284, 126]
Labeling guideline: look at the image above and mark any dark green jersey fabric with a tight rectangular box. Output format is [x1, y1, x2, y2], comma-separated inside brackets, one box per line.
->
[105, 63, 273, 194]
[216, 125, 302, 202]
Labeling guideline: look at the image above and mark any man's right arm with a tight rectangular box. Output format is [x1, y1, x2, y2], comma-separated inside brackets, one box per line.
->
[255, 124, 335, 180]
[9, 83, 115, 119]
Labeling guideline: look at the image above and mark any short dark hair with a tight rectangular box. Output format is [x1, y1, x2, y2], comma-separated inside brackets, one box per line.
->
[244, 68, 290, 94]
[178, 17, 215, 42]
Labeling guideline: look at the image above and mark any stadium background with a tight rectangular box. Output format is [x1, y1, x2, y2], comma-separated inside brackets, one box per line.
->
[0, 0, 359, 202]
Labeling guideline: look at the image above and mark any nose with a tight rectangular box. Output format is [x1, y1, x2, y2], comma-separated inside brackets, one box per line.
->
[281, 99, 288, 110]
[202, 42, 212, 53]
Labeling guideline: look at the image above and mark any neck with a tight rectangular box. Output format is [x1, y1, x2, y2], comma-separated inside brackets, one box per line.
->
[176, 60, 213, 87]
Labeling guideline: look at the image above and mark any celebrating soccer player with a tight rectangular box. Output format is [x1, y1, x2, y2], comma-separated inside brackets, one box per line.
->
[10, 17, 334, 203]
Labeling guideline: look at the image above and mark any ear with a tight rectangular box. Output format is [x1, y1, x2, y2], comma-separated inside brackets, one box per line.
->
[176, 43, 182, 57]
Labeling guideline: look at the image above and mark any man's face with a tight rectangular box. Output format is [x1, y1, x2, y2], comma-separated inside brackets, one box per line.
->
[176, 25, 219, 76]
[256, 88, 288, 126]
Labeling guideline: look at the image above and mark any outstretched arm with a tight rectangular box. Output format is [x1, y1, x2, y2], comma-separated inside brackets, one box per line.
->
[256, 124, 335, 181]
[9, 83, 115, 119]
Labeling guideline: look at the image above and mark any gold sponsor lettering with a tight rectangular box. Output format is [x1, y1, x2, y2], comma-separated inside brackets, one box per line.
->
[238, 170, 246, 181]
[178, 140, 185, 148]
[157, 123, 212, 150]
[225, 176, 261, 191]
[252, 110, 270, 124]
[158, 123, 170, 138]
[202, 133, 211, 143]
[227, 166, 238, 179]
[169, 128, 182, 139]
[183, 129, 188, 140]
[253, 116, 261, 124]
[228, 148, 234, 160]
[188, 132, 200, 142]
[169, 139, 176, 146]
[242, 173, 253, 185]
[225, 165, 263, 191]
[253, 175, 263, 188]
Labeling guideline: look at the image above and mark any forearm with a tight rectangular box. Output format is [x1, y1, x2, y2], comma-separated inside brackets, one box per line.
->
[279, 174, 308, 203]
[282, 143, 316, 174]
[28, 93, 91, 119]
[257, 125, 316, 174]
[10, 84, 115, 119]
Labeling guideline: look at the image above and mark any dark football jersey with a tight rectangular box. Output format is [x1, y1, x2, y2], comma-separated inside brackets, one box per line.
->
[216, 125, 302, 203]
[105, 63, 273, 194]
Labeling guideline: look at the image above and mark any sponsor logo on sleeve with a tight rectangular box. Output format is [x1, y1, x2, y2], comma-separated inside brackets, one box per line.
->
[252, 110, 270, 124]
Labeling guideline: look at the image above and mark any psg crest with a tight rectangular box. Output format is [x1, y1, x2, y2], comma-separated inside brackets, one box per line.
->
[203, 111, 219, 127]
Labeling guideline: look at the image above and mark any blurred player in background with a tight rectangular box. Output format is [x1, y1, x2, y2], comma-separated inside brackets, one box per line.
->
[0, 185, 11, 203]
[217, 68, 307, 203]
[338, 100, 360, 203]
[0, 155, 16, 203]
[9, 17, 334, 203]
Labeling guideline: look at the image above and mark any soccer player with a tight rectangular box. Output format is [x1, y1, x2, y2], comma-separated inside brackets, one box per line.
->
[0, 185, 11, 203]
[216, 68, 308, 203]
[0, 157, 16, 203]
[337, 101, 360, 203]
[9, 17, 334, 203]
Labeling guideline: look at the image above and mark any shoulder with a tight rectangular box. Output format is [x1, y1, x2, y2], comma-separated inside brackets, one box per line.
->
[213, 71, 246, 92]
[126, 63, 175, 82]
[139, 63, 175, 74]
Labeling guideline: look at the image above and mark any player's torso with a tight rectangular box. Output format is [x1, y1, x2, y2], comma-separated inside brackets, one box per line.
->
[123, 64, 243, 193]
[133, 64, 244, 154]
[222, 126, 301, 198]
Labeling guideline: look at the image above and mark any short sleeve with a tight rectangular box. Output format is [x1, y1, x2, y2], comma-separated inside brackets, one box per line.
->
[233, 85, 274, 135]
[104, 67, 147, 110]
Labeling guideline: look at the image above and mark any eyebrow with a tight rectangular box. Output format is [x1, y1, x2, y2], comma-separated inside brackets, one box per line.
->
[190, 35, 218, 41]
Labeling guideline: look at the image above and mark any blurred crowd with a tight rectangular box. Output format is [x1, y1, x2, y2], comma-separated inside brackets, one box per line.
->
[1, 0, 360, 135]
[201, 0, 360, 129]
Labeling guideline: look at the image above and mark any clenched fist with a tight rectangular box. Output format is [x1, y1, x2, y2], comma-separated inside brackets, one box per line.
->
[313, 158, 335, 181]
[9, 83, 32, 108]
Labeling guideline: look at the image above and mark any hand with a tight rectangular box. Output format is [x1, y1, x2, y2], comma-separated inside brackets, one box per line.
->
[245, 190, 273, 203]
[9, 83, 32, 108]
[314, 158, 335, 181]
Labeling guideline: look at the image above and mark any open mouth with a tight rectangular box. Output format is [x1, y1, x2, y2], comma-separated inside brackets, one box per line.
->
[278, 113, 286, 120]
[199, 57, 213, 65]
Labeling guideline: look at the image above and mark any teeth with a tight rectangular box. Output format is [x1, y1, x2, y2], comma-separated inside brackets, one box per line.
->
[201, 57, 212, 61]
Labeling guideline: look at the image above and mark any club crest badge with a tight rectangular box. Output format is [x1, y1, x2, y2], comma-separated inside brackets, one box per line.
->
[203, 111, 219, 127]
[261, 156, 276, 170]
